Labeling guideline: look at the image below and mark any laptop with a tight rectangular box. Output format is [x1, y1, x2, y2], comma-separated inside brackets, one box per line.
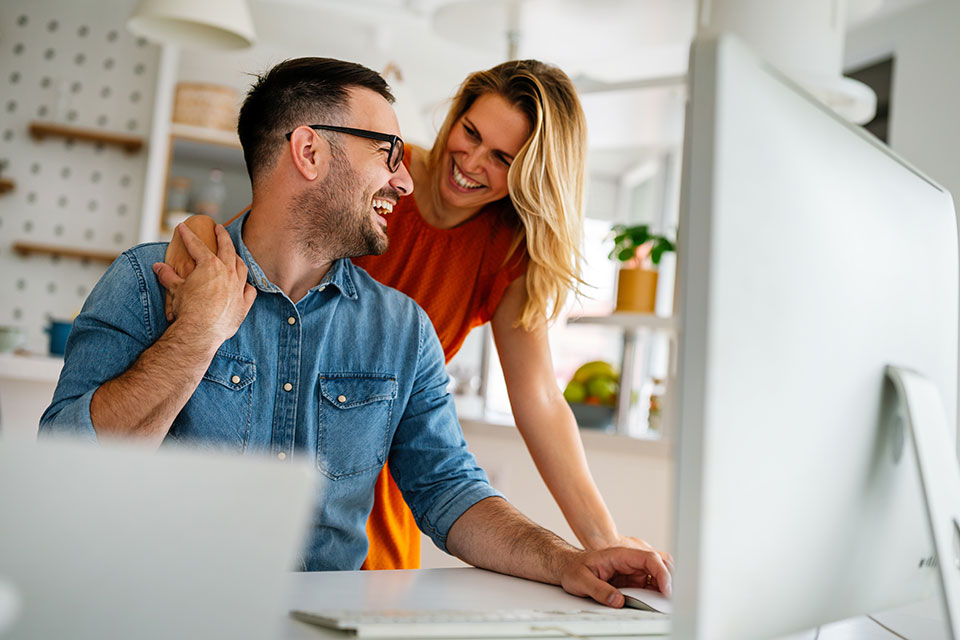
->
[0, 438, 317, 639]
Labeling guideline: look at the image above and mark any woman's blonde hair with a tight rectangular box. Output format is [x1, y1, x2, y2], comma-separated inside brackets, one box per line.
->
[428, 59, 587, 329]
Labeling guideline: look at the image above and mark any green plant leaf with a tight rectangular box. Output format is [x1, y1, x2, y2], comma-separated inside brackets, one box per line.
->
[617, 247, 636, 262]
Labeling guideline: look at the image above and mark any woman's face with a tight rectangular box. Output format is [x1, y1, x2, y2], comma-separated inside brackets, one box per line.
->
[437, 92, 531, 212]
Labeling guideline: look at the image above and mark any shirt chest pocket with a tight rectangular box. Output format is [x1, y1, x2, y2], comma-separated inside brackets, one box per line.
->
[171, 350, 256, 450]
[317, 374, 398, 479]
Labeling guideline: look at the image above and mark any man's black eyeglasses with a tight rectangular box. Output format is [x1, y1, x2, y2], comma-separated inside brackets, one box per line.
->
[285, 125, 404, 173]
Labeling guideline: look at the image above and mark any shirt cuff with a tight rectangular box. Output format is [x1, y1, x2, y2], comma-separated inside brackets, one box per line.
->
[420, 481, 504, 553]
[38, 388, 99, 443]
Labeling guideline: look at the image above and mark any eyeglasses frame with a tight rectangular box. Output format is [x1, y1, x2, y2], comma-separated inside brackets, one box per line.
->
[285, 124, 404, 173]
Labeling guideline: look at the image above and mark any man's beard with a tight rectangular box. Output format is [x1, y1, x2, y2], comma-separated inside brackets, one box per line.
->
[289, 153, 388, 262]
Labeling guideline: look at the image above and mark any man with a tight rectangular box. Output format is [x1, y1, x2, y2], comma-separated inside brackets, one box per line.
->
[40, 58, 670, 607]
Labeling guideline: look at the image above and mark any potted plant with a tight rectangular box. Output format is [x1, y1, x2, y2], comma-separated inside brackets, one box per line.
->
[609, 224, 676, 313]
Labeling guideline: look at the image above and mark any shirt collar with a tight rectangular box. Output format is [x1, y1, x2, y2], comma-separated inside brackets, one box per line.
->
[226, 211, 358, 301]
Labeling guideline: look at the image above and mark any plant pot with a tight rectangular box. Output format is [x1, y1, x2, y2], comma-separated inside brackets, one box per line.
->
[615, 267, 658, 313]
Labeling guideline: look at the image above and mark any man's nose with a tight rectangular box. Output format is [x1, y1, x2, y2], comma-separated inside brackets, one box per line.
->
[390, 161, 414, 196]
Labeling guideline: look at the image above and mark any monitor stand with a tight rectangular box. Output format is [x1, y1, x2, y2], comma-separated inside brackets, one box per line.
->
[885, 366, 960, 640]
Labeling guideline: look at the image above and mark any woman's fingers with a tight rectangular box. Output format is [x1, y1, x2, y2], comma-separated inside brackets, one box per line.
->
[177, 222, 217, 262]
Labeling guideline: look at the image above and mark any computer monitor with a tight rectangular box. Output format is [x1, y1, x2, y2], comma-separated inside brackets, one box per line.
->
[672, 35, 959, 639]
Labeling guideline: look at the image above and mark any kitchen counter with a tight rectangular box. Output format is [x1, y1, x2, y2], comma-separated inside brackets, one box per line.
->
[0, 353, 63, 439]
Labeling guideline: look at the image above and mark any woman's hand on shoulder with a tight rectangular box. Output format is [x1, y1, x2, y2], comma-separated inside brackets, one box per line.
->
[161, 214, 217, 322]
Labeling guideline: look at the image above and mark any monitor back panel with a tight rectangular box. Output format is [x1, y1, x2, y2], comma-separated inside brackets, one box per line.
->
[673, 35, 958, 640]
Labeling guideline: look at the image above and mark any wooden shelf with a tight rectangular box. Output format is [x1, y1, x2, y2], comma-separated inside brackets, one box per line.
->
[0, 178, 14, 194]
[170, 122, 241, 149]
[28, 121, 144, 153]
[13, 242, 120, 265]
[568, 313, 676, 333]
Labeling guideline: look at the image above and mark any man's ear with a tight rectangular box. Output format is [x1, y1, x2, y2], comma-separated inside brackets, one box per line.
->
[288, 126, 331, 181]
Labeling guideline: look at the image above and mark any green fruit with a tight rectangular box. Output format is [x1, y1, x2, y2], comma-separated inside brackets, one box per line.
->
[563, 380, 587, 404]
[573, 360, 618, 384]
[586, 377, 619, 406]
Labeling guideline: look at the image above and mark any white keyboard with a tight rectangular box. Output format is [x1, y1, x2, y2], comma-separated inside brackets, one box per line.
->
[289, 607, 670, 638]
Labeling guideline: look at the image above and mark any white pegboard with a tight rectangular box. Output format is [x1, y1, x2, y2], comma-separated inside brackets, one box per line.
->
[0, 0, 160, 354]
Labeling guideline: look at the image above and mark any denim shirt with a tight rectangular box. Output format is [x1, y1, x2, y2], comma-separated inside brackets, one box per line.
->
[40, 214, 501, 570]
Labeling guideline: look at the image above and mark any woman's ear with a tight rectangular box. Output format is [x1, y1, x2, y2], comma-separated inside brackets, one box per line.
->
[288, 126, 331, 181]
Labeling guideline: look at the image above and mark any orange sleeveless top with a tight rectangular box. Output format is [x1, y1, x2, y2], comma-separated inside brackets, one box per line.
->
[353, 151, 527, 570]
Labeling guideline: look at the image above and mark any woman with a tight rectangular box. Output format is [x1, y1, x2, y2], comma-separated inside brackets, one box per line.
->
[166, 59, 667, 570]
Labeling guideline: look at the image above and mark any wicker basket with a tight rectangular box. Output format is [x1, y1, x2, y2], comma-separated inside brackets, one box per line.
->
[172, 83, 239, 132]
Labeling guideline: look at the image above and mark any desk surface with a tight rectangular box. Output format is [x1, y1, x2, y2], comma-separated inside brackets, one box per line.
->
[277, 567, 948, 639]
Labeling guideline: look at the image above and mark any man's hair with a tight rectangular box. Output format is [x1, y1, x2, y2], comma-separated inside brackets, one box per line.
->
[237, 57, 394, 185]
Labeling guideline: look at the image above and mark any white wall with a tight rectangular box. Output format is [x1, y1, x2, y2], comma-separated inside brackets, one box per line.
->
[846, 0, 960, 200]
[421, 420, 673, 568]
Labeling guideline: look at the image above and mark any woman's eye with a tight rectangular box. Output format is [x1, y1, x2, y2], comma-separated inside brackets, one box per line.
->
[464, 125, 479, 139]
[496, 154, 511, 166]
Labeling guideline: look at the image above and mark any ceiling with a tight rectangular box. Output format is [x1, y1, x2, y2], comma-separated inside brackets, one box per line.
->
[209, 0, 933, 167]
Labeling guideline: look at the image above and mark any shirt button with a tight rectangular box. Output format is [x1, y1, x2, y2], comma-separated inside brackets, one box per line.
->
[277, 452, 286, 461]
[231, 375, 240, 384]
[287, 316, 296, 325]
[283, 382, 293, 392]
[337, 394, 347, 403]
[319, 285, 326, 292]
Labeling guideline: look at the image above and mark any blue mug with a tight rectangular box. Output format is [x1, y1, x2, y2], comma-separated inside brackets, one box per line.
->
[45, 320, 73, 356]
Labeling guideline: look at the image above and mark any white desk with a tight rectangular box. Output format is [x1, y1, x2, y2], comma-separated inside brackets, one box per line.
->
[278, 567, 948, 639]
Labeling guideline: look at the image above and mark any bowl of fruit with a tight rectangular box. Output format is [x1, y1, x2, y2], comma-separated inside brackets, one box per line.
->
[563, 360, 618, 430]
